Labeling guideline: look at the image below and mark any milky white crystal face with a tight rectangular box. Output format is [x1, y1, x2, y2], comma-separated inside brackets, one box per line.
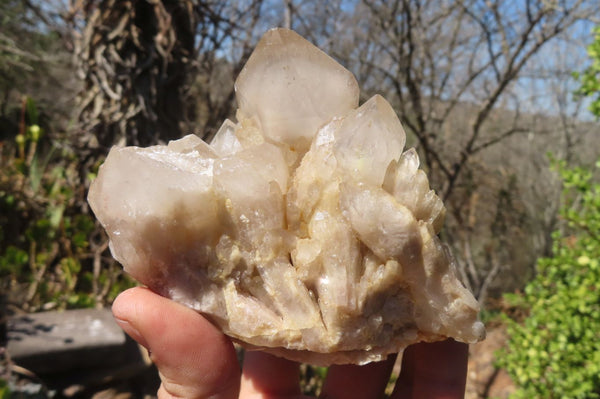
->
[88, 28, 484, 366]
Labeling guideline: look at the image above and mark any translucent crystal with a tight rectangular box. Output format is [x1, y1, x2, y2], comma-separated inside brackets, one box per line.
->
[235, 28, 359, 152]
[88, 28, 484, 366]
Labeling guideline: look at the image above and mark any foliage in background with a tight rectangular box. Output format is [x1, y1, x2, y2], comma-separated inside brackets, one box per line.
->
[299, 364, 327, 396]
[0, 0, 72, 141]
[497, 159, 600, 398]
[574, 26, 600, 117]
[0, 379, 9, 399]
[0, 0, 46, 113]
[0, 97, 133, 311]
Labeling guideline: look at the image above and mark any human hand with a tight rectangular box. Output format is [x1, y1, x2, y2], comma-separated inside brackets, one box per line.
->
[112, 287, 468, 399]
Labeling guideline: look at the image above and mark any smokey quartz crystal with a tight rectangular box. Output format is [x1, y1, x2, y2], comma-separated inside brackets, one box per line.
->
[88, 28, 485, 366]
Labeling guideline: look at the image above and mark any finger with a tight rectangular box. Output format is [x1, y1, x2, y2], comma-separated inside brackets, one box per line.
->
[391, 339, 468, 399]
[319, 355, 396, 399]
[112, 287, 241, 399]
[240, 350, 302, 398]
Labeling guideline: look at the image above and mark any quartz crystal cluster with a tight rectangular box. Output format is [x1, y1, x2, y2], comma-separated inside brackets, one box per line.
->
[88, 28, 485, 366]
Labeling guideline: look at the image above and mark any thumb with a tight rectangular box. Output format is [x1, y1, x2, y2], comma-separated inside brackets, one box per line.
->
[112, 287, 241, 399]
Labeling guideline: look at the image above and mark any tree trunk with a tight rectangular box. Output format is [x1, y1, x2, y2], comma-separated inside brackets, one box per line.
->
[72, 0, 197, 152]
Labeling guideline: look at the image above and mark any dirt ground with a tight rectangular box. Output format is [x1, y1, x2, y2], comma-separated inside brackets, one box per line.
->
[465, 325, 516, 399]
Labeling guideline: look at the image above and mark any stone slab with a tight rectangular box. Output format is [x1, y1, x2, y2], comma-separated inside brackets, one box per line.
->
[7, 308, 133, 374]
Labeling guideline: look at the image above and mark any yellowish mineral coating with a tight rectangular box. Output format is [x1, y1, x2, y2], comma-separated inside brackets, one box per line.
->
[88, 28, 485, 366]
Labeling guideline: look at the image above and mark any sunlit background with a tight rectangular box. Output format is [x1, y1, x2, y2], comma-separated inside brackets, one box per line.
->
[1, 1, 599, 398]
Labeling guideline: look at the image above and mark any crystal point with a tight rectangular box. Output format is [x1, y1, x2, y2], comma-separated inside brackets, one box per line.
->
[235, 28, 359, 152]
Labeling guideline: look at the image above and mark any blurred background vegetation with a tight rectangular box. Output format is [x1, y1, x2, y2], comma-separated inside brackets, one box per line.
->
[0, 0, 599, 397]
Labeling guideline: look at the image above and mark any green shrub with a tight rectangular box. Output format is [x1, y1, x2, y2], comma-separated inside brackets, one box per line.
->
[497, 159, 600, 398]
[0, 97, 134, 311]
[574, 26, 600, 117]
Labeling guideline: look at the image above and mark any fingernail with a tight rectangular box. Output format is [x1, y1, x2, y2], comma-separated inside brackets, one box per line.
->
[114, 317, 149, 350]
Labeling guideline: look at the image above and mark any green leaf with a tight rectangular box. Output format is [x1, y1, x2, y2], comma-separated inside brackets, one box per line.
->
[26, 96, 38, 125]
[48, 204, 65, 229]
[0, 246, 29, 274]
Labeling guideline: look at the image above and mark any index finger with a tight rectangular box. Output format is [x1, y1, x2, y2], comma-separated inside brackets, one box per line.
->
[391, 339, 468, 399]
[319, 355, 396, 399]
[240, 351, 303, 398]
